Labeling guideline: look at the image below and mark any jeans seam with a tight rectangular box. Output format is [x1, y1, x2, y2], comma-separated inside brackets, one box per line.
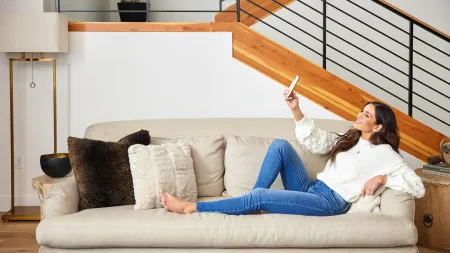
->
[282, 148, 309, 191]
[262, 149, 282, 188]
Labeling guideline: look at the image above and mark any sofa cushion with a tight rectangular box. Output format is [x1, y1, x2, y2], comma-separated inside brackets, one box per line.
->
[36, 198, 417, 249]
[128, 142, 198, 210]
[151, 135, 225, 197]
[67, 130, 150, 210]
[223, 135, 329, 196]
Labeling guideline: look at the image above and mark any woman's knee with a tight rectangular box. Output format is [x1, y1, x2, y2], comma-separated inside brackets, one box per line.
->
[270, 139, 291, 150]
[247, 188, 267, 200]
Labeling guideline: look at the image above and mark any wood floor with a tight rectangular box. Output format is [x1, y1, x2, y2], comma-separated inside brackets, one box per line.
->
[0, 212, 441, 253]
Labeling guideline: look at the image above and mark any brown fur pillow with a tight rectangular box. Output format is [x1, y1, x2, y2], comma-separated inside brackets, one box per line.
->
[67, 130, 150, 211]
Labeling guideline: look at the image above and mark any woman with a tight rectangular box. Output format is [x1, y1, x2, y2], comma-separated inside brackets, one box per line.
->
[161, 89, 425, 216]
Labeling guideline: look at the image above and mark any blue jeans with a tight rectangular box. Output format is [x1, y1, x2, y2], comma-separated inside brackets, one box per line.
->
[196, 139, 350, 216]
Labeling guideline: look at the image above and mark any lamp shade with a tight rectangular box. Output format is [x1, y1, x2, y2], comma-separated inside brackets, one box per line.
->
[0, 12, 68, 53]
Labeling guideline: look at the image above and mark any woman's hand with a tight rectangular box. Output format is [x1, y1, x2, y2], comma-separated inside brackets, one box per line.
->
[283, 88, 299, 109]
[361, 175, 387, 197]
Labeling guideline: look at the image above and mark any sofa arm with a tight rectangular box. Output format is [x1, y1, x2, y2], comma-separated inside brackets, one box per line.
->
[380, 188, 415, 221]
[42, 174, 79, 219]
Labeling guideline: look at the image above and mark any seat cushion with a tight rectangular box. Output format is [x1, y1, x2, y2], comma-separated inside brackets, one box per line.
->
[37, 198, 417, 249]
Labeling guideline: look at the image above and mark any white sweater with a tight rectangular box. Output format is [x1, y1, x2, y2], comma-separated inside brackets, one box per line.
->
[295, 116, 425, 202]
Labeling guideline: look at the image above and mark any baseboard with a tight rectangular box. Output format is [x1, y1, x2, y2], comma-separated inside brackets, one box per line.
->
[0, 195, 40, 212]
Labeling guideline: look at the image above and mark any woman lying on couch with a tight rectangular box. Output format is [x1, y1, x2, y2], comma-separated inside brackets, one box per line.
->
[161, 89, 425, 216]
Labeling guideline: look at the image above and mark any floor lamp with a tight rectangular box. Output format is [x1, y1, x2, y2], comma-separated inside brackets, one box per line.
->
[0, 12, 68, 221]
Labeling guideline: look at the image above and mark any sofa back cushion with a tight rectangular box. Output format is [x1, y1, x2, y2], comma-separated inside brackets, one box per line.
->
[151, 135, 225, 197]
[224, 135, 330, 196]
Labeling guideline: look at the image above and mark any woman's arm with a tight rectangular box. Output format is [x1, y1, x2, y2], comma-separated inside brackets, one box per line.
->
[381, 151, 425, 198]
[293, 107, 338, 155]
[285, 90, 338, 155]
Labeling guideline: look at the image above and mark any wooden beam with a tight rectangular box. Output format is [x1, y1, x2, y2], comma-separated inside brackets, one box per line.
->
[215, 0, 295, 26]
[378, 0, 450, 41]
[69, 22, 214, 32]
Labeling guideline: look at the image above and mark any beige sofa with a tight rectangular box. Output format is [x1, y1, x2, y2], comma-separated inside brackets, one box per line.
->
[36, 118, 419, 253]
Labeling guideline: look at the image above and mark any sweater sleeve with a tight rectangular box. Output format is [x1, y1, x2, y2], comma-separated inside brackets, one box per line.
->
[295, 116, 339, 155]
[383, 152, 425, 199]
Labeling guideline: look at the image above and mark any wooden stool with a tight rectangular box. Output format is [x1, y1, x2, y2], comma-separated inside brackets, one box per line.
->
[415, 168, 450, 252]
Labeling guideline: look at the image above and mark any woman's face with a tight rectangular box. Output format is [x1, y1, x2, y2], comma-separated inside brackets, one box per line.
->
[353, 104, 381, 134]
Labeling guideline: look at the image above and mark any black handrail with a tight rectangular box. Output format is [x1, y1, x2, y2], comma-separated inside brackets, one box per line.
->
[327, 2, 408, 49]
[248, 0, 322, 42]
[326, 16, 408, 62]
[414, 36, 450, 58]
[241, 9, 322, 56]
[272, 0, 322, 29]
[347, 0, 407, 35]
[239, 0, 449, 128]
[372, 0, 450, 44]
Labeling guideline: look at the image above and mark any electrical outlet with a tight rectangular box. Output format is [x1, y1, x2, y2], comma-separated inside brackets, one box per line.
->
[14, 155, 23, 169]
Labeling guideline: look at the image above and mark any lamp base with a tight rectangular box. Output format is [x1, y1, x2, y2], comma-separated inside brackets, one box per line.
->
[1, 206, 40, 221]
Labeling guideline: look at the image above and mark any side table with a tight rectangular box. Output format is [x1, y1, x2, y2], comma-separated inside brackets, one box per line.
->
[414, 168, 450, 252]
[32, 172, 74, 220]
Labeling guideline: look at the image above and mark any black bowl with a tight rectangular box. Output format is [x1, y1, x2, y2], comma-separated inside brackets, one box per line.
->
[40, 153, 72, 178]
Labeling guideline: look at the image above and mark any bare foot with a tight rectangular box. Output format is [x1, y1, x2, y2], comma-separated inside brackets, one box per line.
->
[160, 192, 196, 214]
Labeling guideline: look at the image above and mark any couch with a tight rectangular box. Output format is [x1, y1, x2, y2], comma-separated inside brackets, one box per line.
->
[36, 118, 419, 253]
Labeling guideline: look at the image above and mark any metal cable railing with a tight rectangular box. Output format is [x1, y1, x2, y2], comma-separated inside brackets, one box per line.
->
[235, 0, 450, 127]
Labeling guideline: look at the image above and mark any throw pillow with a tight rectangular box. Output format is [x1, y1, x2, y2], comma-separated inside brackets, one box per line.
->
[128, 142, 198, 209]
[347, 186, 386, 214]
[151, 135, 225, 197]
[224, 135, 329, 197]
[67, 129, 150, 211]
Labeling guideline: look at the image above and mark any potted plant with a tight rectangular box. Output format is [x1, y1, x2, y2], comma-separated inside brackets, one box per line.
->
[117, 0, 150, 22]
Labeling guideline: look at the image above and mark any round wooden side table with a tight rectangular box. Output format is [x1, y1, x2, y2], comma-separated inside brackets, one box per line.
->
[414, 168, 450, 252]
[32, 172, 74, 220]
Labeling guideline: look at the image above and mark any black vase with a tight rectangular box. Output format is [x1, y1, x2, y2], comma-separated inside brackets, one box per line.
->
[117, 2, 149, 22]
[40, 153, 72, 178]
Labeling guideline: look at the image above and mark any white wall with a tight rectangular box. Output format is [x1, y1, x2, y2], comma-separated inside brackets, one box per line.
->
[0, 0, 43, 12]
[68, 32, 340, 137]
[251, 0, 450, 137]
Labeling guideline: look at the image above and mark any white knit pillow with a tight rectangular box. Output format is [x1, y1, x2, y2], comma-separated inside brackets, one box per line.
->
[128, 143, 198, 210]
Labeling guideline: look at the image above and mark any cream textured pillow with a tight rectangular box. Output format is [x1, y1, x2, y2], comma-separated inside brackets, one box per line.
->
[128, 143, 198, 209]
[151, 135, 225, 197]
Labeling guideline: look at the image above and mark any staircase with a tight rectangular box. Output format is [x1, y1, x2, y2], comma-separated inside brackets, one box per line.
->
[215, 0, 450, 162]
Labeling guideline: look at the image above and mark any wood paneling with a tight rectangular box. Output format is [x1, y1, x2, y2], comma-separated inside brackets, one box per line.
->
[378, 0, 450, 41]
[215, 0, 295, 26]
[66, 21, 448, 161]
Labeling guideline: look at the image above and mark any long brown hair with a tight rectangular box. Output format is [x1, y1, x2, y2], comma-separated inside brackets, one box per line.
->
[324, 102, 400, 163]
